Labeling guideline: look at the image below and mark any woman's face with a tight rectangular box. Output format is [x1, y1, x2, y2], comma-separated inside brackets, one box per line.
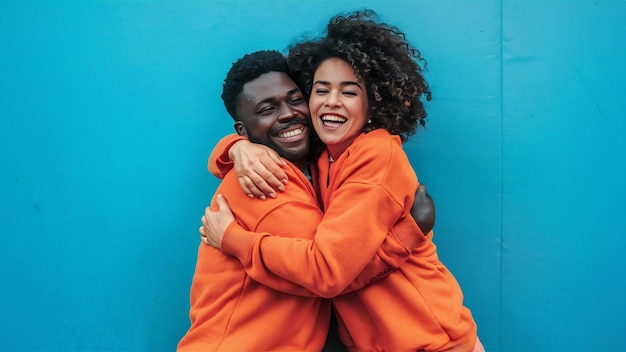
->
[309, 58, 369, 159]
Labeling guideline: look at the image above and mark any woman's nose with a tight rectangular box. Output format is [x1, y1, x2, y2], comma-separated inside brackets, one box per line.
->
[324, 91, 340, 107]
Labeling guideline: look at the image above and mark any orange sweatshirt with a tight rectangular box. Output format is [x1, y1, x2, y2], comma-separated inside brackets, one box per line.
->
[221, 129, 478, 351]
[177, 160, 328, 351]
[179, 135, 416, 351]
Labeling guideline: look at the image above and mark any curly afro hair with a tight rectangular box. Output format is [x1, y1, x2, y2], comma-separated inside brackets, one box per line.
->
[287, 10, 431, 142]
[221, 50, 291, 121]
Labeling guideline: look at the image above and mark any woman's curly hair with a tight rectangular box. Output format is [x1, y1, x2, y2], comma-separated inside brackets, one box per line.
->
[288, 10, 431, 145]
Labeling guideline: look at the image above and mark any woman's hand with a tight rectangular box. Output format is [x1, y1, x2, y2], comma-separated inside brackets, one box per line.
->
[230, 140, 288, 200]
[199, 194, 235, 249]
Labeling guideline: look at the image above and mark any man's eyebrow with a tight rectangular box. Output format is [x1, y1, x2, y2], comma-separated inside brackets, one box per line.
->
[286, 87, 302, 95]
[256, 88, 302, 106]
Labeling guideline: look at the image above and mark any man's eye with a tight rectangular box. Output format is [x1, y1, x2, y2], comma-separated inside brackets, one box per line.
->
[290, 97, 305, 104]
[258, 107, 275, 115]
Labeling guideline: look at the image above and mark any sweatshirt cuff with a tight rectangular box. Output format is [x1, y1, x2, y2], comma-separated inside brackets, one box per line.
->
[207, 135, 248, 178]
[221, 221, 257, 266]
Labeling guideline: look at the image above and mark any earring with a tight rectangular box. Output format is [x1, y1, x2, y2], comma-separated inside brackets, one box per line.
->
[367, 119, 372, 124]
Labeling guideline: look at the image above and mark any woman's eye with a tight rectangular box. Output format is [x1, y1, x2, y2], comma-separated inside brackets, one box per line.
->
[343, 91, 357, 96]
[315, 89, 328, 94]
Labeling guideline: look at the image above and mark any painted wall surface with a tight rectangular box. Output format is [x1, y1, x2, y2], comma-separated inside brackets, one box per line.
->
[1, 1, 624, 351]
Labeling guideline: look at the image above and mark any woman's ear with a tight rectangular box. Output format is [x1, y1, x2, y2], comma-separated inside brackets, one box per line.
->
[234, 121, 248, 137]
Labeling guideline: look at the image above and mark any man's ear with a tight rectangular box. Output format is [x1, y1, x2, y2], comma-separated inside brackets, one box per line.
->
[234, 121, 248, 137]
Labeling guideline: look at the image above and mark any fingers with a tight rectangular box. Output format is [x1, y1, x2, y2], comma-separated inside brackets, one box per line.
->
[200, 215, 209, 245]
[198, 195, 234, 250]
[238, 166, 285, 200]
[245, 150, 287, 199]
[199, 225, 208, 244]
[266, 150, 289, 184]
[213, 194, 235, 219]
[414, 185, 425, 206]
[255, 164, 286, 195]
[238, 175, 271, 200]
[231, 142, 288, 200]
[214, 194, 229, 210]
[268, 149, 287, 166]
[416, 184, 433, 201]
[238, 176, 259, 199]
[200, 200, 230, 247]
[411, 183, 436, 235]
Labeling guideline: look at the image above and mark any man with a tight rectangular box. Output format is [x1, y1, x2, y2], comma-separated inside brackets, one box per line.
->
[178, 50, 433, 351]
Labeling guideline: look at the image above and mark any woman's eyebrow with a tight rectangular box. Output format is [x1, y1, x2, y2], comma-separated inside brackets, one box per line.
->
[313, 80, 363, 90]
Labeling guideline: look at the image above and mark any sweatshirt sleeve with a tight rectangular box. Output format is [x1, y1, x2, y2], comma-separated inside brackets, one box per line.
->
[222, 133, 420, 298]
[207, 134, 247, 178]
[221, 203, 327, 297]
[222, 213, 412, 297]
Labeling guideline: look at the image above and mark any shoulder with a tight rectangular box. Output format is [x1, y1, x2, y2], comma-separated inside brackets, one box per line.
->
[349, 129, 401, 156]
[334, 129, 414, 185]
[218, 161, 317, 217]
[219, 161, 321, 235]
[343, 129, 405, 167]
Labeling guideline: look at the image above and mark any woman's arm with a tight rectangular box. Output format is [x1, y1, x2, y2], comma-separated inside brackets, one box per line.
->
[202, 192, 412, 297]
[204, 134, 421, 297]
[211, 135, 435, 231]
[208, 134, 288, 199]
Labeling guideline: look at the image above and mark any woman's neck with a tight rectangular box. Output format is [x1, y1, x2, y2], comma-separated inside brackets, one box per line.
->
[326, 136, 358, 161]
[327, 147, 344, 162]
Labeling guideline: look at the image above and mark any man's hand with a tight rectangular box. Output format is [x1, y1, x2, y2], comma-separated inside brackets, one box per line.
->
[410, 184, 435, 235]
[229, 140, 288, 200]
[199, 194, 236, 249]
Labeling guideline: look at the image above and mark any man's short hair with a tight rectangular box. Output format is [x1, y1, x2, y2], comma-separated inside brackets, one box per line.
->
[221, 50, 291, 121]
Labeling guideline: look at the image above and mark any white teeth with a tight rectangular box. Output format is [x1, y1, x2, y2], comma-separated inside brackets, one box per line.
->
[321, 115, 346, 123]
[277, 127, 304, 138]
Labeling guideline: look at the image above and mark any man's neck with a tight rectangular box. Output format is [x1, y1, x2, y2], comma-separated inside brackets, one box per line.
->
[292, 159, 307, 173]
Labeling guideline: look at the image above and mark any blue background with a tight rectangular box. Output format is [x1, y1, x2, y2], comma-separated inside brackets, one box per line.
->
[1, 1, 625, 351]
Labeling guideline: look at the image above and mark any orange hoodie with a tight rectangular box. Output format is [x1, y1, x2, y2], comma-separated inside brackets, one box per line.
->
[220, 130, 478, 351]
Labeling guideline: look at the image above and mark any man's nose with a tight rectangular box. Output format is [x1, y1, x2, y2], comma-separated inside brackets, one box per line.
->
[277, 104, 299, 121]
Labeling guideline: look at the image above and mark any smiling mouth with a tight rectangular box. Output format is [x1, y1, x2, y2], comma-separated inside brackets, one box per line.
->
[277, 127, 305, 138]
[274, 124, 306, 138]
[321, 114, 346, 127]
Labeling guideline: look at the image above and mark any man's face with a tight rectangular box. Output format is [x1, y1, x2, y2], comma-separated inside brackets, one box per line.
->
[235, 72, 310, 162]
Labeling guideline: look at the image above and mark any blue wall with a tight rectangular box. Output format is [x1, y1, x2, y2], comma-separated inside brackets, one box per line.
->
[1, 1, 624, 351]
